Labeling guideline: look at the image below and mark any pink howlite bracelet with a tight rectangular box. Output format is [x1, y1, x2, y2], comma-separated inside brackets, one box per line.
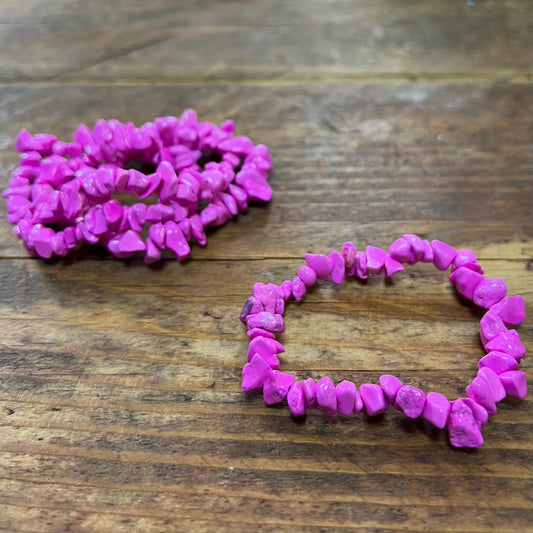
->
[240, 235, 527, 448]
[3, 110, 272, 262]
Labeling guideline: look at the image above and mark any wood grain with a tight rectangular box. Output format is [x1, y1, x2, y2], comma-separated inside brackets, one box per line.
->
[0, 1, 532, 532]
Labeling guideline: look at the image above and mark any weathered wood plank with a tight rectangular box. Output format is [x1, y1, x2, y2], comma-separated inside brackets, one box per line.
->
[0, 0, 532, 82]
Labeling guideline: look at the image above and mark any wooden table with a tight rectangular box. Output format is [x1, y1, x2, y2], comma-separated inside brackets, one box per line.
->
[1, 2, 532, 532]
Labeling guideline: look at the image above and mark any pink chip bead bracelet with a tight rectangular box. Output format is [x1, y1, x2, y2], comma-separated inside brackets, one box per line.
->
[240, 235, 527, 448]
[3, 110, 273, 262]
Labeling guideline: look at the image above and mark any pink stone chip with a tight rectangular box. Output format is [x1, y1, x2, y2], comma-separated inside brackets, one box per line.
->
[118, 229, 146, 253]
[379, 374, 403, 404]
[144, 237, 161, 264]
[473, 278, 507, 309]
[247, 336, 284, 368]
[355, 251, 368, 279]
[329, 250, 345, 284]
[279, 280, 293, 300]
[297, 265, 317, 287]
[490, 295, 525, 326]
[384, 255, 404, 277]
[336, 380, 357, 416]
[395, 385, 426, 419]
[499, 371, 527, 399]
[478, 351, 519, 375]
[452, 249, 477, 270]
[448, 399, 484, 448]
[287, 382, 306, 417]
[341, 241, 357, 276]
[485, 329, 526, 359]
[301, 378, 317, 409]
[366, 245, 387, 275]
[246, 328, 275, 340]
[462, 398, 488, 428]
[316, 376, 338, 418]
[403, 234, 426, 264]
[422, 392, 450, 429]
[388, 237, 412, 263]
[242, 354, 273, 392]
[466, 376, 497, 415]
[359, 383, 388, 416]
[239, 297, 263, 323]
[450, 266, 484, 300]
[164, 220, 190, 260]
[305, 253, 332, 279]
[246, 312, 285, 333]
[292, 276, 306, 301]
[421, 240, 434, 262]
[479, 312, 507, 347]
[477, 367, 506, 402]
[263, 370, 295, 405]
[431, 239, 457, 270]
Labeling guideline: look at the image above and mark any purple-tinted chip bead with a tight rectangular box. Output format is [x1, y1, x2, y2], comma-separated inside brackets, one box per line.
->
[292, 276, 306, 301]
[395, 385, 426, 419]
[242, 353, 273, 392]
[448, 399, 484, 448]
[485, 329, 526, 359]
[379, 374, 403, 404]
[478, 351, 519, 375]
[499, 371, 527, 399]
[301, 378, 317, 409]
[297, 265, 317, 287]
[473, 278, 507, 309]
[490, 295, 525, 326]
[287, 382, 306, 417]
[336, 380, 357, 416]
[329, 250, 345, 284]
[305, 253, 332, 279]
[263, 370, 295, 405]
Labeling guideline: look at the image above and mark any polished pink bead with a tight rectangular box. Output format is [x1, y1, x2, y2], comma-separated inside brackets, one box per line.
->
[228, 184, 248, 212]
[263, 370, 294, 405]
[366, 245, 387, 275]
[466, 376, 497, 416]
[388, 237, 413, 264]
[51, 232, 68, 256]
[403, 234, 426, 264]
[246, 328, 275, 340]
[431, 239, 457, 270]
[189, 213, 206, 246]
[341, 241, 357, 276]
[164, 220, 190, 260]
[478, 351, 519, 374]
[239, 172, 272, 202]
[490, 295, 525, 326]
[247, 335, 284, 369]
[30, 225, 55, 259]
[479, 312, 507, 347]
[379, 374, 403, 404]
[450, 266, 484, 300]
[242, 353, 273, 392]
[287, 382, 306, 417]
[144, 237, 162, 264]
[298, 265, 317, 287]
[301, 378, 317, 409]
[148, 223, 165, 249]
[355, 251, 368, 279]
[280, 280, 293, 300]
[329, 250, 345, 284]
[384, 255, 404, 277]
[359, 383, 388, 416]
[102, 199, 123, 225]
[305, 253, 332, 279]
[218, 136, 254, 156]
[421, 239, 433, 262]
[336, 380, 357, 416]
[452, 249, 477, 270]
[292, 276, 306, 301]
[477, 367, 506, 402]
[499, 371, 527, 399]
[246, 312, 285, 333]
[118, 230, 146, 253]
[448, 399, 484, 448]
[485, 329, 526, 359]
[127, 169, 150, 195]
[158, 161, 179, 202]
[473, 278, 507, 309]
[139, 172, 162, 199]
[422, 392, 450, 429]
[395, 385, 426, 418]
[316, 377, 338, 418]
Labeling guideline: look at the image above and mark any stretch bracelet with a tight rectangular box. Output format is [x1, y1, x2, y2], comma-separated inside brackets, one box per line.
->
[239, 234, 527, 448]
[3, 109, 272, 262]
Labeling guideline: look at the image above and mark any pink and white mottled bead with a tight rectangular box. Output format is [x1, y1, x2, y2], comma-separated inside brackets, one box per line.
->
[473, 278, 507, 309]
[448, 399, 484, 448]
[395, 385, 426, 419]
[263, 370, 295, 405]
